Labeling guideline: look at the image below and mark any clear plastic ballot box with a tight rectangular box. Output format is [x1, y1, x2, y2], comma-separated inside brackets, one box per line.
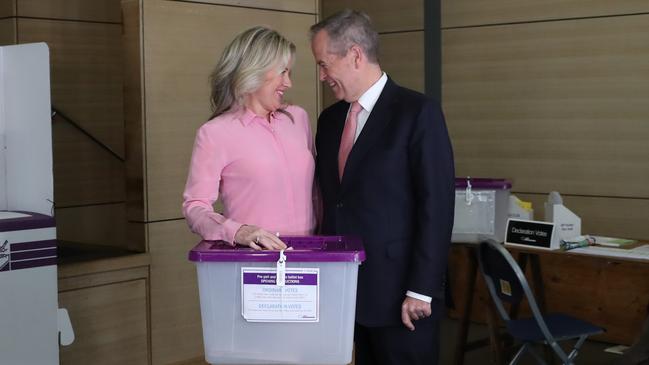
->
[452, 178, 512, 243]
[189, 236, 366, 365]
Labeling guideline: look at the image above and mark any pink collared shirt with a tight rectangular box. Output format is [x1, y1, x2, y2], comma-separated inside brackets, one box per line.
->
[182, 105, 316, 243]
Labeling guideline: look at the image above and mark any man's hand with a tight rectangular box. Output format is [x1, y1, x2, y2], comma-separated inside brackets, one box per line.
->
[401, 296, 432, 331]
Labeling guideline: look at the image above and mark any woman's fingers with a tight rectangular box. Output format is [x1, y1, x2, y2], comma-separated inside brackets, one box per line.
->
[235, 225, 287, 250]
[255, 233, 286, 250]
[249, 241, 262, 250]
[265, 233, 287, 250]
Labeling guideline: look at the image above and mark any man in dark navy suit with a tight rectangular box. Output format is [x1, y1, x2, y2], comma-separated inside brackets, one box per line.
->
[310, 9, 455, 365]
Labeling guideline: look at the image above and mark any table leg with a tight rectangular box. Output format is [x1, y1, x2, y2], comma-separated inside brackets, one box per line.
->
[483, 291, 503, 365]
[509, 253, 529, 319]
[453, 246, 478, 365]
[529, 254, 546, 313]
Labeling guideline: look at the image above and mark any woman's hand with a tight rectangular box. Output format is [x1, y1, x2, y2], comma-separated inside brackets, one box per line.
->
[234, 225, 287, 250]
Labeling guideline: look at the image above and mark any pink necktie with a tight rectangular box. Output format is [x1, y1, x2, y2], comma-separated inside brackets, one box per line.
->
[338, 101, 362, 180]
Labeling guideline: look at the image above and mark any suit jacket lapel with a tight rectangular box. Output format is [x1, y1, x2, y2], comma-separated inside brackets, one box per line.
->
[340, 78, 398, 190]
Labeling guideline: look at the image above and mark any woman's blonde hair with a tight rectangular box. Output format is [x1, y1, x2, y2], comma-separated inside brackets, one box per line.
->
[208, 26, 296, 120]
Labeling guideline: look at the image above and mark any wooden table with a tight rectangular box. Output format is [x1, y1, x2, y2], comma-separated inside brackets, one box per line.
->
[450, 241, 649, 365]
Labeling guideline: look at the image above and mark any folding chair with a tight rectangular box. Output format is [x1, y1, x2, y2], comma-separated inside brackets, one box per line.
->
[477, 239, 604, 365]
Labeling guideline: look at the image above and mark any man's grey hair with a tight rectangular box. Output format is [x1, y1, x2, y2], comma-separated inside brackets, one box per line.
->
[310, 9, 379, 64]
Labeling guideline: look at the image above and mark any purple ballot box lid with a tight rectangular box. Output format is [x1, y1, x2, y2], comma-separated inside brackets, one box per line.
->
[188, 235, 365, 263]
[455, 177, 512, 190]
[0, 210, 55, 232]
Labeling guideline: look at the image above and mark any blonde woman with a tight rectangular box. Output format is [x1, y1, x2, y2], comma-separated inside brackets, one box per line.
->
[183, 27, 315, 250]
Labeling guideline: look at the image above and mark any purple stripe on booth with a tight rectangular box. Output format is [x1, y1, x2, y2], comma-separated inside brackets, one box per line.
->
[0, 211, 55, 232]
[10, 240, 57, 252]
[10, 248, 57, 261]
[10, 257, 57, 270]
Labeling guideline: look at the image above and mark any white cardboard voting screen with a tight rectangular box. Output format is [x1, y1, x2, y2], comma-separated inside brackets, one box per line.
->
[0, 42, 54, 216]
[0, 43, 72, 365]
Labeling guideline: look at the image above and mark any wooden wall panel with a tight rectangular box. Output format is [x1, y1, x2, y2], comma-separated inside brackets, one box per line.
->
[0, 18, 16, 45]
[443, 14, 649, 198]
[148, 219, 204, 365]
[0, 0, 15, 18]
[59, 280, 149, 365]
[169, 0, 317, 14]
[442, 0, 649, 28]
[18, 18, 125, 156]
[55, 203, 129, 249]
[379, 31, 424, 93]
[16, 0, 121, 22]
[322, 0, 423, 32]
[126, 221, 149, 253]
[122, 0, 146, 222]
[58, 256, 149, 284]
[143, 0, 318, 220]
[52, 117, 125, 206]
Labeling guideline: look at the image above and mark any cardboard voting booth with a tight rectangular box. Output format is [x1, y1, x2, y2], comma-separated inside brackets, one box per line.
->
[0, 43, 73, 364]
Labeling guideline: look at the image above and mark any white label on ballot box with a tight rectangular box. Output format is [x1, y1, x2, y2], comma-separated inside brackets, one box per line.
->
[241, 268, 319, 322]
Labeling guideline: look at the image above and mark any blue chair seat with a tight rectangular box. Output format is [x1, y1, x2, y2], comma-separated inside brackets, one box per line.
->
[507, 313, 604, 342]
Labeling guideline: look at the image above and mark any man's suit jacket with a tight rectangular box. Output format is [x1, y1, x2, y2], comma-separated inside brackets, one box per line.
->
[315, 78, 455, 327]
